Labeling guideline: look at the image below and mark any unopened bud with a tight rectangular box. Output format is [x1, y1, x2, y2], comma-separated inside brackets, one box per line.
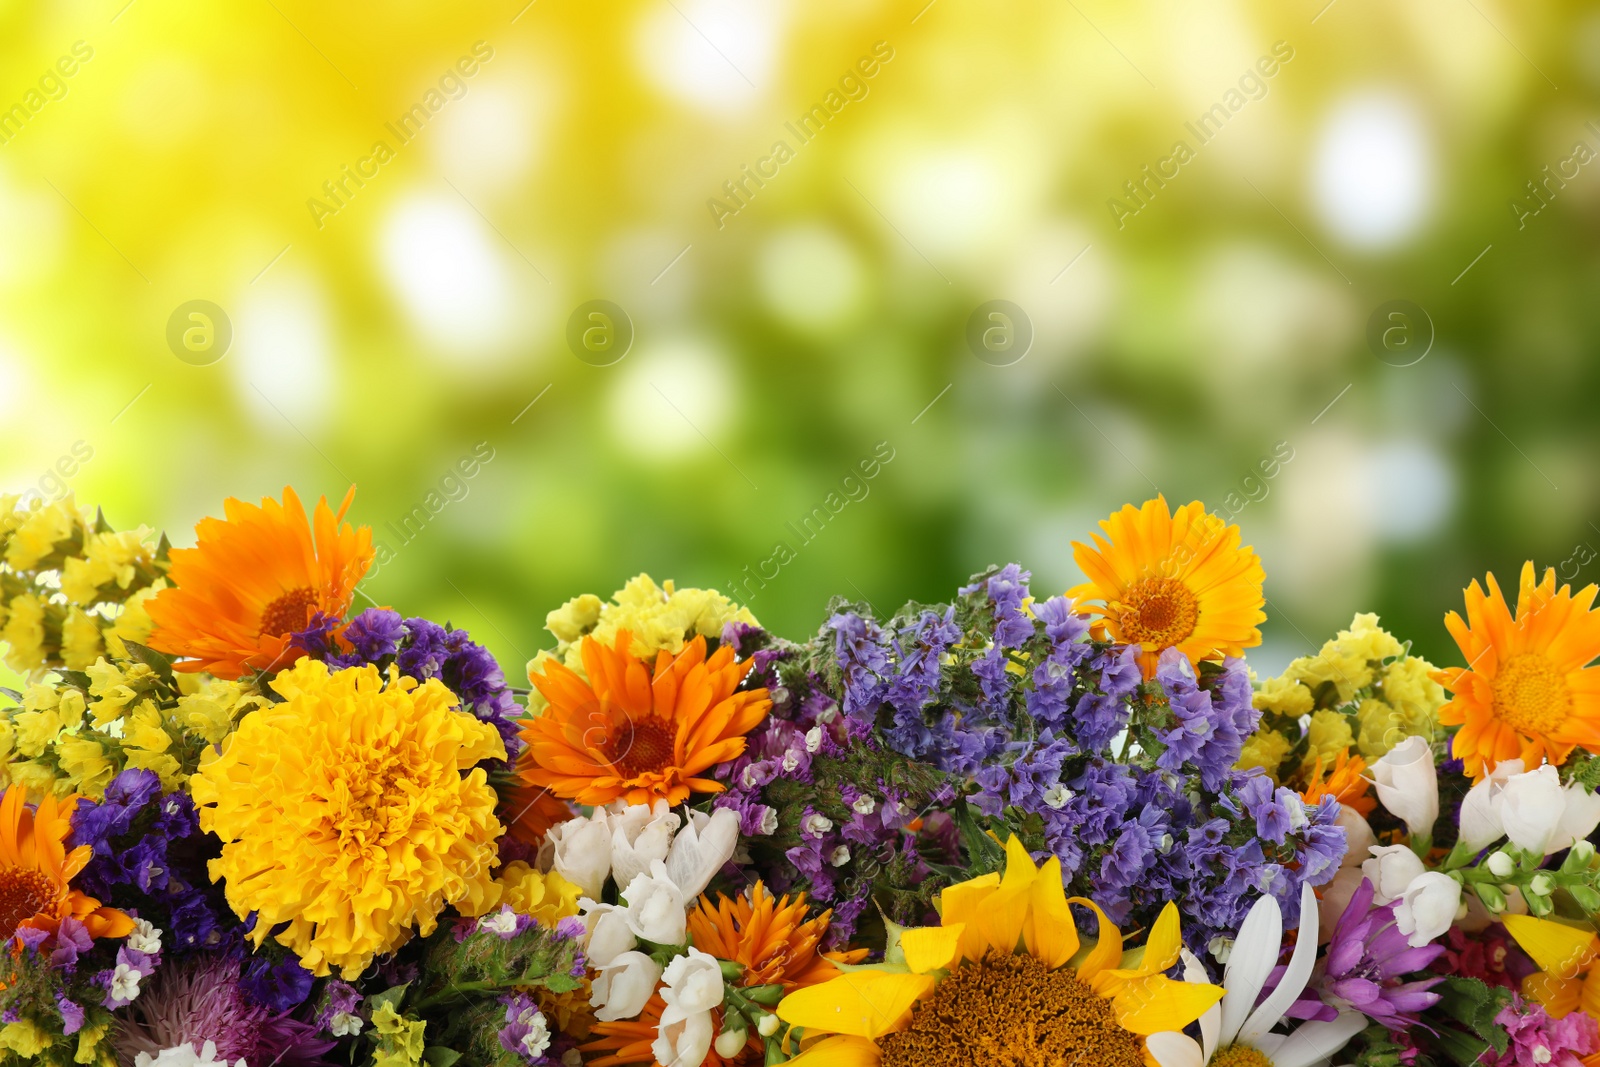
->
[715, 1028, 748, 1057]
[1571, 885, 1600, 914]
[1487, 851, 1514, 878]
[1529, 873, 1556, 898]
[1570, 841, 1597, 869]
[757, 1012, 781, 1037]
[1475, 883, 1507, 914]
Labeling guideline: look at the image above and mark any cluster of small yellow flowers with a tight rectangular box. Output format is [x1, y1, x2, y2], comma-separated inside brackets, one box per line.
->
[0, 656, 269, 799]
[525, 573, 757, 712]
[1236, 613, 1446, 786]
[0, 494, 168, 677]
[489, 861, 582, 926]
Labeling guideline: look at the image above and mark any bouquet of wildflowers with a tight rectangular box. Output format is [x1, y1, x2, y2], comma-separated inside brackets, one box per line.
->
[2, 489, 1599, 1067]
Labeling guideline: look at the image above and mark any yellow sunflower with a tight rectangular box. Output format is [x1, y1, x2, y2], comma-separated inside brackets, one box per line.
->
[776, 836, 1223, 1066]
[1435, 562, 1600, 781]
[1069, 497, 1266, 677]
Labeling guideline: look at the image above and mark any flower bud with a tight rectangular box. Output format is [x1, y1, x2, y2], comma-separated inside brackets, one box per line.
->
[1568, 840, 1597, 870]
[1487, 851, 1514, 878]
[1475, 883, 1507, 913]
[1529, 872, 1556, 898]
[756, 1012, 781, 1037]
[715, 1028, 748, 1058]
[1571, 885, 1600, 914]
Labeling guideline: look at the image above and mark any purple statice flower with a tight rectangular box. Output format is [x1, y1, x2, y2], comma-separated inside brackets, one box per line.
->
[342, 607, 406, 661]
[55, 993, 85, 1035]
[960, 563, 1035, 649]
[49, 917, 93, 969]
[476, 904, 534, 940]
[316, 980, 364, 1037]
[1152, 651, 1259, 791]
[113, 956, 335, 1066]
[827, 611, 893, 725]
[497, 992, 553, 1063]
[1481, 995, 1600, 1067]
[241, 956, 315, 1013]
[1293, 878, 1445, 1031]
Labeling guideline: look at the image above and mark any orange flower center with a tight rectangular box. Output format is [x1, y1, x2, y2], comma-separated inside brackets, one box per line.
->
[259, 586, 319, 638]
[608, 718, 677, 780]
[878, 951, 1146, 1067]
[0, 864, 57, 939]
[1114, 576, 1200, 650]
[1491, 652, 1572, 735]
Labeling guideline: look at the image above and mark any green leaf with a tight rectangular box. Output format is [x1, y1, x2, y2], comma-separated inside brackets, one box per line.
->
[1435, 976, 1513, 1058]
[876, 899, 910, 967]
[120, 641, 176, 680]
[540, 971, 581, 994]
[422, 1048, 461, 1067]
[366, 982, 411, 1014]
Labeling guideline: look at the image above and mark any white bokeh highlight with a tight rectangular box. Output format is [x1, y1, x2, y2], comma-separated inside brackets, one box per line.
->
[1310, 90, 1434, 250]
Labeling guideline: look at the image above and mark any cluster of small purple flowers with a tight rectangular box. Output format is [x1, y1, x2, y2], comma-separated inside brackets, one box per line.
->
[716, 564, 1347, 961]
[294, 607, 522, 757]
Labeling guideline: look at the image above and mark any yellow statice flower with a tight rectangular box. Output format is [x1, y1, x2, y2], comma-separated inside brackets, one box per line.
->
[1236, 729, 1293, 780]
[103, 581, 164, 660]
[1301, 709, 1356, 776]
[1254, 672, 1314, 718]
[0, 1019, 52, 1057]
[1, 594, 46, 674]
[56, 735, 114, 797]
[4, 499, 77, 571]
[528, 573, 758, 710]
[191, 660, 507, 978]
[491, 861, 582, 925]
[175, 675, 270, 745]
[370, 1004, 428, 1067]
[61, 607, 103, 670]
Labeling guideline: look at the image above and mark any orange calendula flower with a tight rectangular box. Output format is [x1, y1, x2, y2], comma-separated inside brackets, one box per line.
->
[1302, 750, 1376, 817]
[1069, 496, 1266, 678]
[147, 486, 374, 679]
[0, 787, 132, 943]
[1434, 562, 1600, 781]
[777, 837, 1223, 1067]
[585, 883, 863, 1066]
[499, 781, 577, 847]
[520, 629, 771, 807]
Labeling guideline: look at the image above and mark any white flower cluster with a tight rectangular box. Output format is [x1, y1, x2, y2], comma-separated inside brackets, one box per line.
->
[548, 801, 741, 1067]
[133, 1041, 246, 1067]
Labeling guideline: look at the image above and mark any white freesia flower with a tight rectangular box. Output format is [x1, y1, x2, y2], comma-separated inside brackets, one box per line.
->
[621, 860, 689, 945]
[1361, 844, 1427, 904]
[1148, 883, 1367, 1067]
[1457, 759, 1523, 852]
[1555, 782, 1600, 854]
[549, 809, 614, 900]
[133, 1042, 246, 1067]
[1500, 766, 1569, 855]
[1456, 760, 1600, 857]
[1393, 871, 1462, 947]
[653, 948, 725, 1067]
[665, 807, 740, 899]
[581, 899, 638, 968]
[592, 950, 663, 1022]
[126, 918, 163, 955]
[1369, 735, 1439, 843]
[610, 800, 681, 890]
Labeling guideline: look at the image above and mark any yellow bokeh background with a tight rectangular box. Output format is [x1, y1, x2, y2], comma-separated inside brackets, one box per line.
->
[2, 0, 1597, 683]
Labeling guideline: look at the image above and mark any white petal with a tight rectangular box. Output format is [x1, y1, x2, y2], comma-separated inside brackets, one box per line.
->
[1254, 1012, 1368, 1067]
[1178, 949, 1221, 1060]
[1220, 891, 1282, 1045]
[1236, 883, 1320, 1046]
[1145, 1032, 1205, 1067]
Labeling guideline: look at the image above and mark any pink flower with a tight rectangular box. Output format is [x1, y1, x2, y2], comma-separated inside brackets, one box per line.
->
[1480, 995, 1600, 1067]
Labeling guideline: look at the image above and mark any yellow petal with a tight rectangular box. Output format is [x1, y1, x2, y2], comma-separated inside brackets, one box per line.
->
[902, 924, 964, 974]
[1112, 974, 1227, 1036]
[786, 1035, 882, 1067]
[1069, 896, 1124, 985]
[777, 971, 934, 1040]
[976, 836, 1040, 957]
[941, 872, 1000, 963]
[1526, 972, 1583, 1019]
[1026, 856, 1079, 969]
[1503, 915, 1600, 979]
[1135, 902, 1184, 977]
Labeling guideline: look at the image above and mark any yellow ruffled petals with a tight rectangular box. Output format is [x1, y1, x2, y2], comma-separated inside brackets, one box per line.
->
[1026, 856, 1078, 969]
[1112, 974, 1227, 1035]
[940, 872, 1000, 963]
[1503, 915, 1600, 978]
[786, 1034, 882, 1066]
[1068, 896, 1124, 986]
[777, 971, 934, 1041]
[902, 923, 964, 974]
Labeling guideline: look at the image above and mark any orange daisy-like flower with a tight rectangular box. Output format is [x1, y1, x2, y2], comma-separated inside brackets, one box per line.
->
[520, 629, 771, 807]
[1435, 562, 1600, 781]
[1069, 496, 1266, 677]
[0, 787, 132, 943]
[584, 883, 864, 1067]
[499, 781, 576, 847]
[1302, 750, 1376, 817]
[147, 486, 374, 679]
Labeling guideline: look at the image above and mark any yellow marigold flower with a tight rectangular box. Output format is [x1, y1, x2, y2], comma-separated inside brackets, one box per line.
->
[492, 861, 582, 925]
[1253, 673, 1314, 718]
[57, 735, 115, 798]
[0, 1019, 52, 1057]
[1235, 730, 1292, 780]
[62, 607, 103, 671]
[191, 660, 506, 978]
[1, 593, 46, 675]
[5, 500, 77, 571]
[1301, 709, 1356, 775]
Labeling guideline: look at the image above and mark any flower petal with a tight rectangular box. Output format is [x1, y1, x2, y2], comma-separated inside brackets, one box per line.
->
[1237, 882, 1320, 1047]
[1144, 1031, 1205, 1067]
[1503, 914, 1600, 979]
[1219, 890, 1283, 1046]
[1112, 974, 1226, 1035]
[940, 872, 1001, 963]
[902, 924, 964, 974]
[785, 1035, 882, 1067]
[1255, 1012, 1369, 1067]
[1026, 856, 1079, 969]
[1069, 896, 1124, 984]
[776, 972, 934, 1040]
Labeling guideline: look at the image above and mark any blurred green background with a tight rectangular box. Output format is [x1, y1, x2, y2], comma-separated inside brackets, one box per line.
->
[2, 0, 1597, 689]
